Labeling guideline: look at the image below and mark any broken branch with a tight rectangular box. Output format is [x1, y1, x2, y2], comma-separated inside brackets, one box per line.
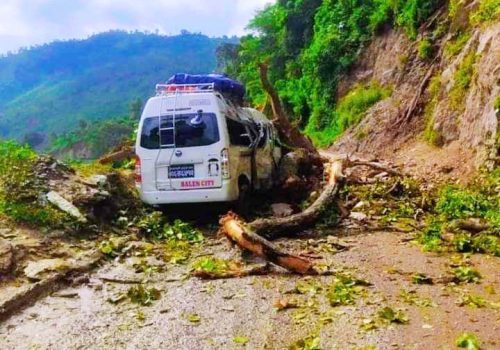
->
[99, 146, 134, 164]
[346, 159, 404, 177]
[219, 213, 317, 274]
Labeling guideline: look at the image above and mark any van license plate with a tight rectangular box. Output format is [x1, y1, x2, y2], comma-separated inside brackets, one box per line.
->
[169, 165, 195, 178]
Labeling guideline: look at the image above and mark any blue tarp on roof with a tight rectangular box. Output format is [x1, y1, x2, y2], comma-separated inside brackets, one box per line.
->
[166, 73, 245, 101]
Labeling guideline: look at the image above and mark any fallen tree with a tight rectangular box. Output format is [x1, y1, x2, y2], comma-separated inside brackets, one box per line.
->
[249, 159, 344, 238]
[215, 152, 407, 275]
[212, 67, 348, 275]
[212, 66, 405, 275]
[217, 159, 344, 275]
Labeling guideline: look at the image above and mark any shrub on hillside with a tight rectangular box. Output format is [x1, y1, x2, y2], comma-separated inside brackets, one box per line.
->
[0, 141, 69, 227]
[470, 0, 500, 25]
[449, 52, 477, 111]
[306, 82, 391, 147]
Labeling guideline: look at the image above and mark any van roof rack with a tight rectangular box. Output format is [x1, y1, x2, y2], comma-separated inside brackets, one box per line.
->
[155, 83, 215, 96]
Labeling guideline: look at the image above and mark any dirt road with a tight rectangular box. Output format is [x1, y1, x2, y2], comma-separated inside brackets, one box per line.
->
[1, 229, 498, 350]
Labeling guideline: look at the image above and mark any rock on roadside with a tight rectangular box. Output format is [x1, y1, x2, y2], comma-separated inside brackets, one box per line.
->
[24, 259, 70, 281]
[270, 203, 294, 217]
[349, 211, 368, 222]
[0, 240, 14, 275]
[46, 191, 87, 223]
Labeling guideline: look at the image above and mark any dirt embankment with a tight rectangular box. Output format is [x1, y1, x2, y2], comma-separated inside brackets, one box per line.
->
[331, 9, 499, 184]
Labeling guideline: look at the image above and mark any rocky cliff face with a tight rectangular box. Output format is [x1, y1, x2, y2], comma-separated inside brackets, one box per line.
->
[331, 6, 499, 182]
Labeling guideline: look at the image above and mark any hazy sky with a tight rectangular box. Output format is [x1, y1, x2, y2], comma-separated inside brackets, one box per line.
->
[0, 0, 274, 54]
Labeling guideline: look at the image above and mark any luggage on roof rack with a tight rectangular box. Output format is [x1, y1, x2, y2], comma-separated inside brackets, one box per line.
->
[166, 73, 245, 104]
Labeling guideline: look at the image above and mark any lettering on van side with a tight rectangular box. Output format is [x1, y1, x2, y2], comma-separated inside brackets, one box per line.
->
[180, 180, 215, 188]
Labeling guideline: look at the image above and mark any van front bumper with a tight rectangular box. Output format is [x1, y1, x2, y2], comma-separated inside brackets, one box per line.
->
[138, 180, 238, 205]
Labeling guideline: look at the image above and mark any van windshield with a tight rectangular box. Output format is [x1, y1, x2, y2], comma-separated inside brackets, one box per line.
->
[140, 113, 219, 149]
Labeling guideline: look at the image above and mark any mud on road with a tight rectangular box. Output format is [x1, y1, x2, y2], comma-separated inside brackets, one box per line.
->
[0, 228, 498, 350]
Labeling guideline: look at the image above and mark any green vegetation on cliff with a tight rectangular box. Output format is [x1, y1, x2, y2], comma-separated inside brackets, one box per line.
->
[222, 0, 443, 146]
[49, 116, 137, 159]
[306, 81, 392, 147]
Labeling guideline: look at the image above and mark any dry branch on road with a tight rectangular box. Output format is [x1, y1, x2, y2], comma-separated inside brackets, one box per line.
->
[346, 159, 405, 177]
[219, 212, 317, 274]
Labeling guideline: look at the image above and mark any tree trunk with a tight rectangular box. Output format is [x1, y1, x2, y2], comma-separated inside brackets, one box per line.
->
[219, 213, 317, 274]
[258, 63, 318, 155]
[249, 160, 344, 238]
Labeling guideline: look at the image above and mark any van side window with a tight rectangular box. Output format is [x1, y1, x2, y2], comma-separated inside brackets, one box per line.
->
[226, 118, 251, 147]
[140, 117, 160, 149]
[257, 125, 268, 148]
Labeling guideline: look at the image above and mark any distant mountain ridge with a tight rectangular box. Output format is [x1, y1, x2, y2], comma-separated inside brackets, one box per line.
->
[0, 30, 237, 144]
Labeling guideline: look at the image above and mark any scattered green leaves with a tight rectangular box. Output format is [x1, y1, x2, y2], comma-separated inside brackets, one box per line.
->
[326, 273, 368, 307]
[164, 240, 193, 264]
[419, 218, 443, 252]
[400, 289, 436, 307]
[138, 213, 203, 242]
[377, 306, 409, 324]
[418, 169, 500, 256]
[293, 279, 322, 296]
[137, 211, 164, 238]
[233, 336, 249, 345]
[456, 332, 481, 350]
[191, 257, 240, 277]
[186, 313, 201, 323]
[289, 334, 320, 350]
[457, 294, 487, 308]
[127, 285, 161, 306]
[452, 267, 482, 284]
[412, 273, 434, 285]
[163, 219, 204, 242]
[99, 239, 119, 257]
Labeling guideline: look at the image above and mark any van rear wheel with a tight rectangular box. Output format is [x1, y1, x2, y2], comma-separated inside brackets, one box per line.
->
[236, 182, 251, 218]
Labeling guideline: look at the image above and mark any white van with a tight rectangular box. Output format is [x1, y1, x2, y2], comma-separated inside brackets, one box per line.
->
[134, 83, 281, 206]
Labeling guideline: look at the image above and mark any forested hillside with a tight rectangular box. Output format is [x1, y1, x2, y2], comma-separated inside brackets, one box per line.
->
[0, 31, 236, 147]
[223, 0, 499, 153]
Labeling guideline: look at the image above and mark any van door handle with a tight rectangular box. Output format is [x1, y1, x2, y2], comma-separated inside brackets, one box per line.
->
[169, 158, 204, 165]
